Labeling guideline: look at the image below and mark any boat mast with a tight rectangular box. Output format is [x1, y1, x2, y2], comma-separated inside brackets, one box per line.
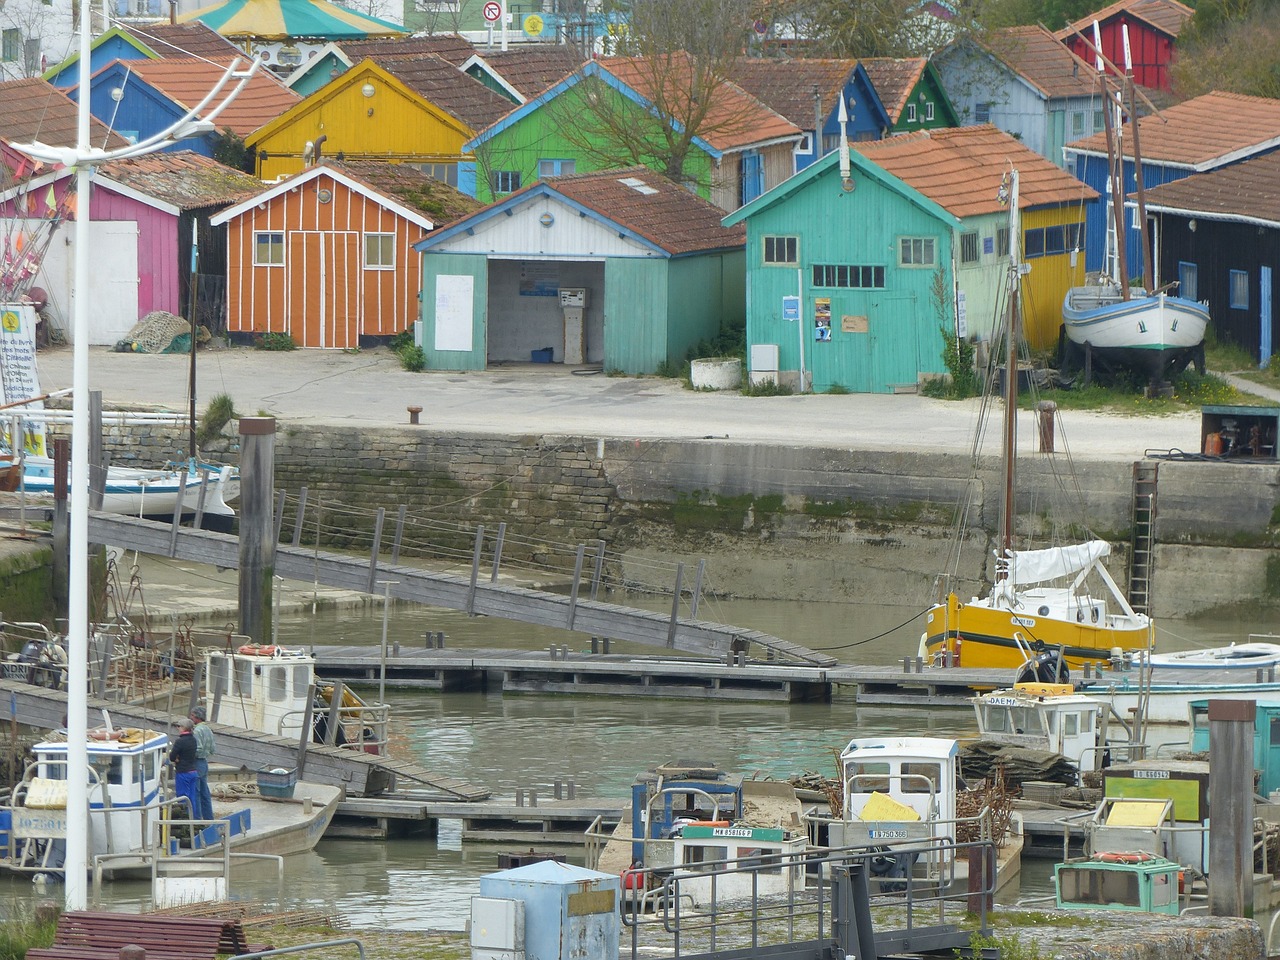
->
[1096, 22, 1130, 298]
[1123, 25, 1154, 293]
[998, 169, 1020, 571]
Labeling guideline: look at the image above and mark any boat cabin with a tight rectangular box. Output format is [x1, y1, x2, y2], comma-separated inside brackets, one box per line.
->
[840, 737, 958, 824]
[2, 728, 169, 870]
[629, 762, 744, 868]
[1099, 763, 1208, 871]
[671, 824, 807, 906]
[971, 683, 1108, 771]
[1055, 853, 1181, 915]
[1190, 699, 1280, 798]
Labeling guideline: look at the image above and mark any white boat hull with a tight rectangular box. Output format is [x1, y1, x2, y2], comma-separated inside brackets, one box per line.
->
[1062, 287, 1209, 352]
[18, 458, 238, 518]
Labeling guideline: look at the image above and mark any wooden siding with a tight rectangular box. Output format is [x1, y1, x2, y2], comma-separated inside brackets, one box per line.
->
[1071, 153, 1189, 275]
[224, 172, 425, 345]
[935, 47, 1059, 161]
[1020, 205, 1089, 349]
[666, 252, 745, 363]
[742, 169, 952, 393]
[419, 253, 489, 371]
[90, 189, 179, 317]
[604, 258, 669, 374]
[1064, 22, 1176, 93]
[83, 65, 212, 157]
[1153, 212, 1279, 364]
[471, 82, 714, 205]
[252, 74, 474, 181]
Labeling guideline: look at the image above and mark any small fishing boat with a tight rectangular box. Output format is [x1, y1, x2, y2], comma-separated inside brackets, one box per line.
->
[17, 455, 239, 522]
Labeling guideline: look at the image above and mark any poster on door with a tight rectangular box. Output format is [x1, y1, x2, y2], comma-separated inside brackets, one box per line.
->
[0, 302, 46, 455]
[814, 298, 831, 341]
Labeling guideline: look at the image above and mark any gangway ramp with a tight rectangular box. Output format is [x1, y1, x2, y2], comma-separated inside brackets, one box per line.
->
[87, 512, 835, 666]
[0, 677, 489, 801]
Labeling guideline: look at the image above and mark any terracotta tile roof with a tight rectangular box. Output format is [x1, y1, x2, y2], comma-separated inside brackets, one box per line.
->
[984, 25, 1097, 99]
[547, 166, 745, 254]
[600, 54, 801, 152]
[853, 125, 1097, 218]
[373, 54, 514, 130]
[129, 21, 245, 59]
[1064, 90, 1280, 166]
[477, 47, 586, 99]
[0, 77, 130, 151]
[321, 158, 482, 220]
[1142, 151, 1280, 224]
[1055, 0, 1194, 42]
[341, 33, 475, 65]
[861, 58, 928, 124]
[125, 57, 300, 137]
[99, 149, 262, 208]
[723, 58, 856, 128]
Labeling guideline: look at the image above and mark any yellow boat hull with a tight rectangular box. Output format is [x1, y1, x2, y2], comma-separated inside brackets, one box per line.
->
[921, 594, 1151, 671]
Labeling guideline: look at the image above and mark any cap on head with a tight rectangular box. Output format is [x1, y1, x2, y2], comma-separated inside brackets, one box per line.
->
[191, 707, 207, 721]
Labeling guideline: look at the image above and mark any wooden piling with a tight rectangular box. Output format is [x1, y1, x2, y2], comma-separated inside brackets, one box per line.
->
[237, 417, 276, 644]
[1208, 698, 1255, 918]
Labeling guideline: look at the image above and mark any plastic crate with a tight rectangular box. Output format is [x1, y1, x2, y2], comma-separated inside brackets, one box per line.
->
[257, 767, 297, 799]
[530, 347, 553, 363]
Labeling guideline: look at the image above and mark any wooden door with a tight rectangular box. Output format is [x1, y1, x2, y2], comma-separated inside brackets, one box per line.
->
[287, 232, 359, 348]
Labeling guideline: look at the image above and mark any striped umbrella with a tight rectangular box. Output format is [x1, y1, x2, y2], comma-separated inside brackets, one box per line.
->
[178, 0, 407, 41]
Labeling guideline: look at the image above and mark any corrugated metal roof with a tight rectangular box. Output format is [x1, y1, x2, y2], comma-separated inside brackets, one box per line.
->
[599, 53, 801, 152]
[861, 58, 928, 124]
[373, 54, 515, 130]
[0, 77, 130, 151]
[724, 58, 856, 128]
[478, 48, 585, 99]
[322, 158, 482, 221]
[985, 25, 1098, 100]
[854, 125, 1097, 218]
[341, 33, 475, 65]
[1064, 90, 1280, 166]
[125, 57, 300, 137]
[1056, 0, 1194, 41]
[1142, 151, 1280, 225]
[98, 149, 262, 208]
[128, 21, 246, 59]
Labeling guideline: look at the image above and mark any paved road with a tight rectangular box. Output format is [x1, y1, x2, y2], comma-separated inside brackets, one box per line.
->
[35, 344, 1225, 461]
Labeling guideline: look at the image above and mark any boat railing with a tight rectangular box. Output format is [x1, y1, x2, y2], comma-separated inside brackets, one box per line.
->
[1076, 741, 1148, 770]
[618, 837, 996, 960]
[280, 700, 390, 755]
[582, 813, 609, 871]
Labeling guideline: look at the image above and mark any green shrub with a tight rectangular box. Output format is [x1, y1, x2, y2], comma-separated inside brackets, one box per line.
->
[255, 332, 296, 351]
[398, 344, 426, 372]
[388, 328, 415, 352]
[742, 377, 793, 397]
[0, 901, 59, 960]
[939, 327, 979, 398]
[197, 392, 237, 447]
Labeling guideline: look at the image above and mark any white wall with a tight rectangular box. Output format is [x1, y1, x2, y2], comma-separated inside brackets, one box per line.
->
[486, 258, 605, 364]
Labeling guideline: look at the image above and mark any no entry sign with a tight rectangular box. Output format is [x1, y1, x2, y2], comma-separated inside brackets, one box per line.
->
[483, 1, 502, 21]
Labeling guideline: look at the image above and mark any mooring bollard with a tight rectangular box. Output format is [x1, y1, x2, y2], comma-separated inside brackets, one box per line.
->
[516, 788, 524, 807]
[407, 405, 423, 425]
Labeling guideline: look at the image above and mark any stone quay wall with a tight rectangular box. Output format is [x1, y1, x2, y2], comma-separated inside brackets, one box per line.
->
[89, 421, 1280, 616]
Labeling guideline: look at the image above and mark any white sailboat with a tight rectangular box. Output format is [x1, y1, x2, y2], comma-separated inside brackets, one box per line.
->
[1061, 22, 1208, 385]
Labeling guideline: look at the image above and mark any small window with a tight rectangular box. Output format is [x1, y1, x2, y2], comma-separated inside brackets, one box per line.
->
[797, 132, 813, 153]
[906, 103, 917, 123]
[537, 159, 576, 178]
[1093, 109, 1104, 132]
[491, 170, 521, 194]
[234, 658, 253, 696]
[1064, 222, 1083, 251]
[899, 237, 935, 266]
[268, 665, 288, 702]
[1065, 713, 1080, 736]
[293, 663, 309, 698]
[996, 227, 1010, 257]
[901, 761, 941, 793]
[1044, 225, 1066, 255]
[417, 162, 458, 187]
[960, 231, 979, 264]
[1023, 227, 1045, 259]
[812, 264, 885, 288]
[1, 29, 19, 62]
[925, 102, 934, 121]
[763, 235, 798, 265]
[1230, 269, 1249, 310]
[253, 231, 284, 266]
[1179, 261, 1198, 301]
[364, 233, 395, 270]
[974, 102, 990, 124]
[1071, 111, 1085, 138]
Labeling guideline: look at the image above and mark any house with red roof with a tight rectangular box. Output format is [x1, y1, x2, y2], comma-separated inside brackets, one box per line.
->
[1056, 0, 1194, 93]
[1064, 90, 1280, 274]
[723, 126, 1096, 391]
[0, 77, 130, 174]
[462, 55, 804, 211]
[0, 151, 261, 344]
[1143, 153, 1280, 366]
[70, 56, 298, 158]
[413, 167, 745, 373]
[861, 58, 959, 134]
[934, 25, 1106, 167]
[212, 160, 479, 348]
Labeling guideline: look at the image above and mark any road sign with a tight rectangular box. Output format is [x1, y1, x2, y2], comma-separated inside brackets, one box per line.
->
[482, 1, 502, 22]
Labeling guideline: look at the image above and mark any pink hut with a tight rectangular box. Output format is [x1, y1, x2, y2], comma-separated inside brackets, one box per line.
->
[0, 151, 261, 345]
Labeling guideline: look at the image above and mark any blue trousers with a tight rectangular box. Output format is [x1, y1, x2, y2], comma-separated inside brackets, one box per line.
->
[175, 770, 199, 821]
[194, 758, 214, 820]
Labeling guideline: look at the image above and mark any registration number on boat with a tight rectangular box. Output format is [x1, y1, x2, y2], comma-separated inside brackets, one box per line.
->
[868, 829, 909, 840]
[985, 697, 1022, 706]
[1011, 616, 1037, 627]
[1133, 770, 1169, 779]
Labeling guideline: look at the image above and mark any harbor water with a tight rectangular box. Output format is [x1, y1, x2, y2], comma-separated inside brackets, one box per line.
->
[1, 590, 1273, 929]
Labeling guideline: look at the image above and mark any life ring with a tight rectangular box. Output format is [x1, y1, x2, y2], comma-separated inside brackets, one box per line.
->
[238, 644, 279, 656]
[1092, 850, 1155, 864]
[88, 727, 122, 741]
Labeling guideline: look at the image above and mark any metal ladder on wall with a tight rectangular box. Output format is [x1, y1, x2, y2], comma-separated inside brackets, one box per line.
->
[1129, 461, 1158, 616]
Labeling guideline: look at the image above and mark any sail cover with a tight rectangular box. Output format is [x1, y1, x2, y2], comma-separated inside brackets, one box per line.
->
[1007, 541, 1110, 586]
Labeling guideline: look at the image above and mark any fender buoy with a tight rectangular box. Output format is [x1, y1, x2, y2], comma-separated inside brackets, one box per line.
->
[1092, 850, 1154, 864]
[238, 644, 279, 656]
[88, 728, 122, 741]
[687, 820, 731, 828]
[622, 868, 646, 890]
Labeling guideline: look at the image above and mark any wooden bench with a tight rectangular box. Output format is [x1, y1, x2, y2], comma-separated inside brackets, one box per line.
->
[28, 911, 252, 960]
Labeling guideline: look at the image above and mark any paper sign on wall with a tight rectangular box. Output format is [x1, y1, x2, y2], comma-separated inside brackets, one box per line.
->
[434, 275, 474, 352]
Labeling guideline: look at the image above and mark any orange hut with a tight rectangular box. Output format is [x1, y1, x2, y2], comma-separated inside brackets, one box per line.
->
[211, 160, 478, 348]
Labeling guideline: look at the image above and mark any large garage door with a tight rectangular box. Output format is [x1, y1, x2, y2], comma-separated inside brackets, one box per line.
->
[36, 220, 139, 345]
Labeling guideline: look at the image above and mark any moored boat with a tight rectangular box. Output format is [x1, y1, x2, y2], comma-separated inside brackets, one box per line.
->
[18, 455, 238, 521]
